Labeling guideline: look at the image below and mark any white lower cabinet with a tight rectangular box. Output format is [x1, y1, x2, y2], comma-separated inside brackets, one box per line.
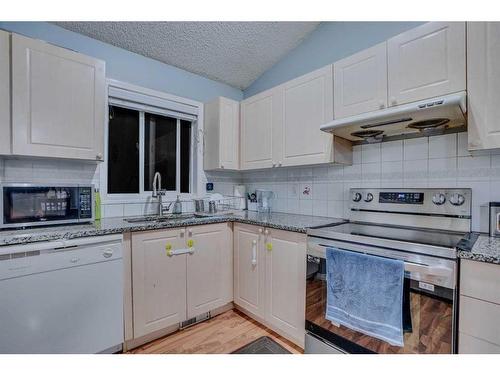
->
[132, 228, 187, 338]
[186, 223, 233, 318]
[233, 223, 306, 347]
[131, 223, 232, 339]
[459, 259, 500, 353]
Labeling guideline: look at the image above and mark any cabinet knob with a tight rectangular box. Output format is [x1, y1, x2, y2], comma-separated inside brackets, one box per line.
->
[258, 228, 263, 234]
[252, 240, 257, 245]
[264, 229, 269, 235]
[188, 229, 193, 236]
[278, 161, 282, 166]
[390, 97, 397, 106]
[379, 100, 385, 109]
[180, 228, 185, 236]
[220, 164, 225, 169]
[96, 153, 103, 160]
[272, 162, 276, 167]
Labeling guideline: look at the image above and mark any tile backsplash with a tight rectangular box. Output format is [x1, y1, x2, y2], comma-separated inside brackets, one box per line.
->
[1, 132, 499, 230]
[208, 132, 500, 231]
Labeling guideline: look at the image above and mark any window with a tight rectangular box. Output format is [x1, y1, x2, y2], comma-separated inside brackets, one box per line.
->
[108, 105, 193, 195]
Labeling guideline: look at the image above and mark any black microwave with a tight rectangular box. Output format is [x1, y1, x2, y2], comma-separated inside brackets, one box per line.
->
[1, 184, 94, 229]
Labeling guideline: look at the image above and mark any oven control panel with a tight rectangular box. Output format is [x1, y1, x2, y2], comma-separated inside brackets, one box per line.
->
[379, 192, 424, 205]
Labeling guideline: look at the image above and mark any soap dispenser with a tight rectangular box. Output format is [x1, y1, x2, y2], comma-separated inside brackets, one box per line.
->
[173, 195, 182, 214]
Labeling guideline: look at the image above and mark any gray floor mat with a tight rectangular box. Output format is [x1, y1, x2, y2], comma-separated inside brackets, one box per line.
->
[231, 336, 291, 354]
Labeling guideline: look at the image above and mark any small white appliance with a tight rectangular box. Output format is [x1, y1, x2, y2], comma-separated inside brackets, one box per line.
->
[320, 91, 466, 142]
[0, 234, 124, 353]
[233, 185, 247, 210]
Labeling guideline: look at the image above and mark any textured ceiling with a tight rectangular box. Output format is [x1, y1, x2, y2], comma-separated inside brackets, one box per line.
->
[53, 22, 320, 89]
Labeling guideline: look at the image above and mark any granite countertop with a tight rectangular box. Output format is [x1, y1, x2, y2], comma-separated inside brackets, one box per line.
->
[457, 234, 500, 265]
[0, 211, 346, 247]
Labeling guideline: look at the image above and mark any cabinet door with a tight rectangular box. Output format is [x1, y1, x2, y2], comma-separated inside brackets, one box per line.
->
[264, 228, 306, 347]
[233, 223, 265, 319]
[387, 22, 466, 106]
[132, 228, 186, 338]
[0, 30, 10, 155]
[240, 87, 283, 170]
[203, 97, 239, 170]
[467, 22, 500, 151]
[334, 42, 387, 118]
[186, 223, 233, 318]
[281, 66, 334, 167]
[219, 98, 240, 170]
[11, 33, 106, 161]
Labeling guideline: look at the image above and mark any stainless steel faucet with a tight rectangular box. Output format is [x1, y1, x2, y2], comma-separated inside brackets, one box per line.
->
[152, 172, 173, 216]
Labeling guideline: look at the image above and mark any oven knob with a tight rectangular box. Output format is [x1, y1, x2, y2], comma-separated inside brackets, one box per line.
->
[449, 193, 465, 206]
[432, 193, 446, 205]
[352, 192, 362, 202]
[364, 193, 374, 202]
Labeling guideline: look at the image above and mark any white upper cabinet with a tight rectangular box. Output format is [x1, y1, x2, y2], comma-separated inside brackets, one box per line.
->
[387, 22, 466, 106]
[240, 86, 283, 170]
[11, 33, 106, 161]
[204, 97, 240, 170]
[0, 30, 10, 155]
[467, 22, 500, 151]
[281, 65, 337, 166]
[334, 42, 388, 118]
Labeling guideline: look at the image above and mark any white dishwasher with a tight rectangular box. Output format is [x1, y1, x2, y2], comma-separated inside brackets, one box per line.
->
[0, 234, 124, 354]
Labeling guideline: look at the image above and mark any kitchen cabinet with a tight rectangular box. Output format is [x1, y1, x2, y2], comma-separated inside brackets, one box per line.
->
[233, 223, 306, 347]
[240, 86, 283, 170]
[333, 42, 388, 118]
[132, 228, 187, 338]
[467, 22, 500, 151]
[186, 223, 233, 318]
[387, 22, 466, 106]
[282, 65, 350, 166]
[132, 223, 233, 339]
[11, 33, 106, 161]
[0, 30, 10, 155]
[459, 259, 500, 353]
[204, 97, 240, 170]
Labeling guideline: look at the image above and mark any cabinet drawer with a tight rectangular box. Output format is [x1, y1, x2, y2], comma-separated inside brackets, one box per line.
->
[459, 295, 500, 346]
[459, 332, 500, 354]
[460, 259, 500, 304]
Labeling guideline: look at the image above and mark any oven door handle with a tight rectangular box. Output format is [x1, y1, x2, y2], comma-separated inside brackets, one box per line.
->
[404, 262, 451, 277]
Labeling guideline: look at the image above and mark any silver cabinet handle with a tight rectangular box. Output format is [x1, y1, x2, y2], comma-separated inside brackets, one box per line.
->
[103, 249, 113, 258]
[251, 239, 257, 266]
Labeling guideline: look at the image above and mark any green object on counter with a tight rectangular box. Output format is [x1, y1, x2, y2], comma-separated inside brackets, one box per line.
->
[94, 189, 101, 221]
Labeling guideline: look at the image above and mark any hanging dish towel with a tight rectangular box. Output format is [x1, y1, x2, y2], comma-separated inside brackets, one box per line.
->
[325, 247, 405, 347]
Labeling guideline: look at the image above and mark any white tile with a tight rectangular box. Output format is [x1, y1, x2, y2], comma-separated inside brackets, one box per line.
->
[328, 182, 344, 201]
[299, 200, 313, 215]
[362, 162, 381, 181]
[458, 155, 491, 180]
[272, 183, 287, 199]
[457, 132, 470, 157]
[312, 200, 328, 217]
[490, 180, 500, 202]
[380, 179, 403, 188]
[273, 198, 287, 213]
[352, 145, 362, 164]
[457, 181, 490, 231]
[381, 140, 403, 162]
[361, 143, 381, 164]
[403, 159, 428, 180]
[327, 201, 344, 218]
[404, 138, 428, 160]
[428, 157, 457, 179]
[381, 161, 403, 180]
[299, 182, 313, 200]
[429, 134, 457, 159]
[312, 166, 329, 181]
[4, 159, 33, 181]
[124, 203, 144, 217]
[343, 164, 362, 181]
[287, 183, 299, 198]
[287, 199, 299, 214]
[103, 204, 124, 218]
[313, 182, 328, 201]
[329, 165, 344, 180]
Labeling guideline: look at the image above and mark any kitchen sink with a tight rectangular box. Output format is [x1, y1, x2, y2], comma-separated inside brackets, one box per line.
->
[124, 213, 196, 223]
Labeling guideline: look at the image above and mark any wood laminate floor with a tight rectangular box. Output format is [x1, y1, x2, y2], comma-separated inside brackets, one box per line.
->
[127, 309, 303, 354]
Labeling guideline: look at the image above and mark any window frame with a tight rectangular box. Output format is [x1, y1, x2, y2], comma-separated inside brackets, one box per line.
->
[101, 79, 204, 204]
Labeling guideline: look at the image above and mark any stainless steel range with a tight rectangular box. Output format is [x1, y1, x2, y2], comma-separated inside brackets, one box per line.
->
[305, 188, 474, 354]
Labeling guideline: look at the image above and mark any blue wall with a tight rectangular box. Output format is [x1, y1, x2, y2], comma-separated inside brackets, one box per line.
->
[244, 21, 424, 98]
[0, 22, 243, 102]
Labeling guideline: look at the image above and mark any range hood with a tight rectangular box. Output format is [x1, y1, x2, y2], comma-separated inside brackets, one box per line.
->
[321, 91, 467, 142]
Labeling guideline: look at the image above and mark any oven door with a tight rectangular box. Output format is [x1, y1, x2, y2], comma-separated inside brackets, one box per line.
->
[306, 236, 457, 354]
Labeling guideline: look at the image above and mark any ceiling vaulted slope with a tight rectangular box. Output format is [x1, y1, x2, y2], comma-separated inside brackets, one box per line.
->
[52, 22, 320, 89]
